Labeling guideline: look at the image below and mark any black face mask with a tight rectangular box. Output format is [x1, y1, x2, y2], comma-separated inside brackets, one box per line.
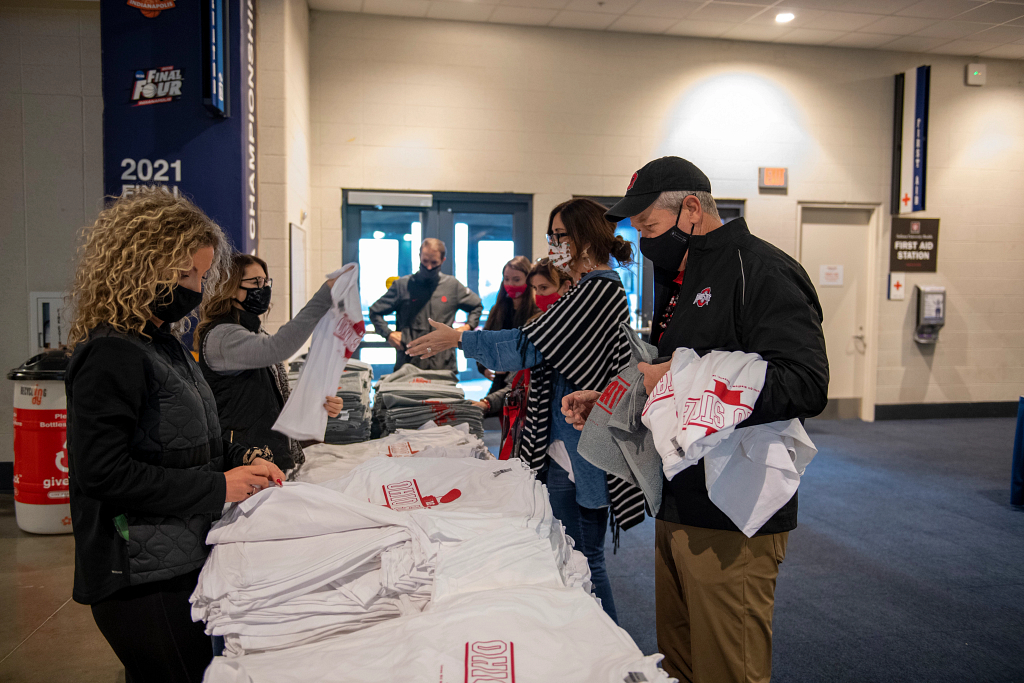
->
[640, 202, 691, 271]
[418, 263, 442, 282]
[151, 284, 203, 324]
[239, 285, 272, 315]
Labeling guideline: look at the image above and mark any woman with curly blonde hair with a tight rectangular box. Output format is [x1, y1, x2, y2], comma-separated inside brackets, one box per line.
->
[65, 187, 284, 683]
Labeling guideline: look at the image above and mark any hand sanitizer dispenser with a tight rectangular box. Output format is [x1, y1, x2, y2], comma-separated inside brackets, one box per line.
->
[914, 285, 945, 344]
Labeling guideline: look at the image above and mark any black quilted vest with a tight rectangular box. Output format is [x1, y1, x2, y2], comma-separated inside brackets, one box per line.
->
[198, 309, 292, 468]
[66, 323, 230, 602]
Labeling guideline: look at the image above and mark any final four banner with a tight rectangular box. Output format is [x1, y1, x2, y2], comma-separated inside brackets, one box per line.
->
[101, 0, 258, 254]
[891, 65, 930, 215]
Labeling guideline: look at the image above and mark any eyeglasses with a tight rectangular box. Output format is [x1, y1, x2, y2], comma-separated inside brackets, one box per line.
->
[241, 277, 272, 288]
[547, 232, 569, 245]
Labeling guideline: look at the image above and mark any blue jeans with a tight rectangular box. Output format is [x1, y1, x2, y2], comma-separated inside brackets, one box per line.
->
[541, 460, 618, 623]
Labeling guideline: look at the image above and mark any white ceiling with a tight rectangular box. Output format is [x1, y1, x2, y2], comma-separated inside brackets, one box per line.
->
[309, 0, 1024, 59]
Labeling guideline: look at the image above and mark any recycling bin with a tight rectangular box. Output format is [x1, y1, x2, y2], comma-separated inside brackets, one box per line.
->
[7, 350, 71, 534]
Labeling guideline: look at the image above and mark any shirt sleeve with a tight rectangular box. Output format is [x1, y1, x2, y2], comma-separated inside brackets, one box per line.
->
[369, 282, 401, 339]
[67, 338, 227, 515]
[739, 268, 829, 427]
[461, 329, 544, 372]
[458, 285, 483, 329]
[204, 281, 333, 373]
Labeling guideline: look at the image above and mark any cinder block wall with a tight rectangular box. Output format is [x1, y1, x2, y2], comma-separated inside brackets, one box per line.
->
[308, 11, 1024, 408]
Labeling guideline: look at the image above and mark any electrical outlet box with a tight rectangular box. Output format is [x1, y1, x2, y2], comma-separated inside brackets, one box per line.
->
[966, 63, 986, 86]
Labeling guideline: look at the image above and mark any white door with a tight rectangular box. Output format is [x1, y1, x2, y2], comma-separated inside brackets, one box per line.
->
[800, 208, 872, 399]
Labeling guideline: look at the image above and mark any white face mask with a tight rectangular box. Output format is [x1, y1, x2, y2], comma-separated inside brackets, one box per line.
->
[547, 242, 572, 274]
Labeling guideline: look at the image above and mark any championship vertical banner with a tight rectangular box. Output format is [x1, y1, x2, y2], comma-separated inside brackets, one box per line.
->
[102, 0, 258, 255]
[891, 65, 930, 215]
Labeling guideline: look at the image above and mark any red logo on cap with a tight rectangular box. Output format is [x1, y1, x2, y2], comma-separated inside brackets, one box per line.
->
[627, 172, 638, 191]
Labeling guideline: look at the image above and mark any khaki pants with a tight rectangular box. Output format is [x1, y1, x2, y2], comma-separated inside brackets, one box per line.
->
[655, 520, 789, 683]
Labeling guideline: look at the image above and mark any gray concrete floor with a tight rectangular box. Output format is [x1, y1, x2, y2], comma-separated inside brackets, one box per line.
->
[0, 495, 123, 683]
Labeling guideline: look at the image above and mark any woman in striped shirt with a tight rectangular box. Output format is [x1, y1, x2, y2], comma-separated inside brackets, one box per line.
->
[406, 198, 642, 621]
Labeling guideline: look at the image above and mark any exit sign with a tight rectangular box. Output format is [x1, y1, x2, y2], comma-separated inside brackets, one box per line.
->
[759, 167, 788, 189]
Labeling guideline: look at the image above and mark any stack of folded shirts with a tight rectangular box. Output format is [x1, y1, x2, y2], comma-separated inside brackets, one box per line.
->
[285, 353, 306, 386]
[294, 424, 491, 485]
[191, 457, 592, 659]
[371, 365, 484, 438]
[325, 359, 374, 445]
[203, 584, 674, 683]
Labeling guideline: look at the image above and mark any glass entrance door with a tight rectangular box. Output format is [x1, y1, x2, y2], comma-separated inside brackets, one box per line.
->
[344, 192, 532, 379]
[355, 210, 423, 373]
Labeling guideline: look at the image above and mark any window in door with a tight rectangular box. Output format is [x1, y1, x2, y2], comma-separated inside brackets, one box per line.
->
[343, 192, 532, 379]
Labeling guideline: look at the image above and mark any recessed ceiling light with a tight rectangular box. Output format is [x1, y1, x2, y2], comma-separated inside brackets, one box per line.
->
[776, 12, 795, 23]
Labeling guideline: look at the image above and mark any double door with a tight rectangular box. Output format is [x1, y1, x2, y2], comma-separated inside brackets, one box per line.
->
[343, 191, 532, 377]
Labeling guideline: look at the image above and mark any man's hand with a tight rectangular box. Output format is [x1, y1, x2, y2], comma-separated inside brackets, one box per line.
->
[387, 331, 404, 350]
[561, 390, 601, 431]
[482, 368, 495, 381]
[324, 395, 344, 418]
[404, 319, 461, 358]
[637, 361, 671, 395]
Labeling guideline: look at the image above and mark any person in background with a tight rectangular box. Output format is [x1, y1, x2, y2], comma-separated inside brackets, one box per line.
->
[563, 156, 828, 683]
[405, 198, 641, 622]
[528, 257, 573, 314]
[475, 256, 540, 415]
[65, 188, 285, 683]
[368, 238, 483, 373]
[195, 253, 344, 471]
[471, 258, 571, 415]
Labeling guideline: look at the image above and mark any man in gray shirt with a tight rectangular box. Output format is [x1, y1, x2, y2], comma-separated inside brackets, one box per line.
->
[368, 238, 483, 372]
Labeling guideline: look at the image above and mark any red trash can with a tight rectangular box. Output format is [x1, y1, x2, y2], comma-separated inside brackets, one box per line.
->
[7, 350, 71, 534]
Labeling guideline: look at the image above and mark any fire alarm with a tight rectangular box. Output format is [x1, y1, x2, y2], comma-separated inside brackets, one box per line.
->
[966, 63, 986, 86]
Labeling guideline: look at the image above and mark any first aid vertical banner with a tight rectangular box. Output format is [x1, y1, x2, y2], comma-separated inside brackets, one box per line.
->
[892, 65, 930, 216]
[101, 0, 258, 255]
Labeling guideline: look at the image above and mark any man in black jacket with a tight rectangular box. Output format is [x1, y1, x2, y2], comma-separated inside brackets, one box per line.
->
[571, 157, 828, 683]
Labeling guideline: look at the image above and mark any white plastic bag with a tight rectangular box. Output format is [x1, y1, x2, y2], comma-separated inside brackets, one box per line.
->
[272, 264, 364, 441]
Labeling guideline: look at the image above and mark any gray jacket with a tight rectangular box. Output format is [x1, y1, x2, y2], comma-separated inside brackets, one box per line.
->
[368, 272, 482, 372]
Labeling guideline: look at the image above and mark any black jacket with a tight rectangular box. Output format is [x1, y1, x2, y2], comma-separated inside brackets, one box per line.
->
[198, 309, 292, 468]
[66, 323, 245, 604]
[653, 218, 829, 534]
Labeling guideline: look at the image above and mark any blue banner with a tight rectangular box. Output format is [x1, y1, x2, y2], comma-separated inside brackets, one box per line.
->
[102, 0, 258, 255]
[895, 65, 930, 215]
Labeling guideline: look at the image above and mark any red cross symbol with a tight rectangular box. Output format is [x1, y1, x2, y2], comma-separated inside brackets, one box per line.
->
[902, 193, 911, 207]
[894, 281, 902, 291]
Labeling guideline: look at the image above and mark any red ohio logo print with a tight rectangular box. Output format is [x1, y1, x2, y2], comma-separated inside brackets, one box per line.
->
[465, 640, 515, 683]
[693, 287, 712, 307]
[381, 479, 461, 511]
[627, 172, 638, 190]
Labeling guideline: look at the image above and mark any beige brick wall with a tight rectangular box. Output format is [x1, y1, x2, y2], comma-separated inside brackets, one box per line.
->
[308, 11, 1024, 409]
[257, 0, 314, 334]
[0, 5, 103, 463]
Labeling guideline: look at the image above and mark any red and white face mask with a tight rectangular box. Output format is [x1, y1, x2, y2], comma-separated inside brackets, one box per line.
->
[547, 242, 572, 275]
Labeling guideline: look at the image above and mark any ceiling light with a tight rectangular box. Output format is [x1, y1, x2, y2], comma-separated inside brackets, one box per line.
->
[775, 12, 795, 23]
[373, 231, 385, 239]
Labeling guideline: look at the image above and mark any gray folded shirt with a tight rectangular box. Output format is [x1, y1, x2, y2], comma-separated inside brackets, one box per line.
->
[577, 322, 664, 515]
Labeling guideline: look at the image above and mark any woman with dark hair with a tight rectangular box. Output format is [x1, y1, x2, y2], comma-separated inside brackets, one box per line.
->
[406, 198, 647, 622]
[65, 188, 286, 683]
[195, 253, 343, 471]
[476, 256, 540, 414]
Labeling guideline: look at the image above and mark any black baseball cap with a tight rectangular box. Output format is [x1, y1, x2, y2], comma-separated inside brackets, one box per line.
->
[605, 156, 712, 222]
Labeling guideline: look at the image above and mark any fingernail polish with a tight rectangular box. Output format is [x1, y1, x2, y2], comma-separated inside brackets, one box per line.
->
[276, 479, 283, 486]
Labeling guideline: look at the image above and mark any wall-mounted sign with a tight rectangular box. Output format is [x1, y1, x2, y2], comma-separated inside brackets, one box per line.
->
[891, 65, 930, 215]
[890, 217, 939, 272]
[888, 273, 906, 300]
[102, 0, 257, 255]
[758, 167, 788, 190]
[819, 265, 844, 287]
